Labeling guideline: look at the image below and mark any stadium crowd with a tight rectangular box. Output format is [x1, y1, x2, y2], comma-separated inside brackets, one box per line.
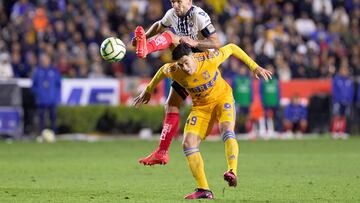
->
[0, 0, 359, 79]
[0, 0, 359, 136]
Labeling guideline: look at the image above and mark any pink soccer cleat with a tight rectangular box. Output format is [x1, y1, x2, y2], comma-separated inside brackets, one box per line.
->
[184, 188, 214, 199]
[224, 169, 237, 187]
[138, 149, 169, 165]
[134, 26, 148, 58]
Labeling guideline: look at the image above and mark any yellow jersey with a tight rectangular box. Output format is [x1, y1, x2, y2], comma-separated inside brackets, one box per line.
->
[146, 43, 259, 106]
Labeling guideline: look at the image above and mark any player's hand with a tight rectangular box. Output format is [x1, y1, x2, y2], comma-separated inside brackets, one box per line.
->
[179, 36, 199, 47]
[132, 90, 151, 108]
[253, 66, 272, 81]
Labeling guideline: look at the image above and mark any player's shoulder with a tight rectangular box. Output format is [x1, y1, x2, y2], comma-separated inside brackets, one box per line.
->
[193, 49, 221, 62]
[192, 5, 210, 18]
[163, 8, 177, 19]
[162, 63, 178, 75]
[192, 5, 209, 15]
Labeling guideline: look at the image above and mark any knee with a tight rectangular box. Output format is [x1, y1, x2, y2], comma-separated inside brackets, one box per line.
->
[182, 134, 199, 149]
[165, 103, 180, 113]
[219, 121, 234, 134]
[182, 138, 193, 149]
[165, 97, 181, 112]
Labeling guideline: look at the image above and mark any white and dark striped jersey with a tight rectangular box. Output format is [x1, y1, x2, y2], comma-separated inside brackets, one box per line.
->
[160, 5, 216, 40]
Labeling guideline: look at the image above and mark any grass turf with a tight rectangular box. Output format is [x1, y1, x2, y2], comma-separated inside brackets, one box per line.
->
[0, 137, 360, 203]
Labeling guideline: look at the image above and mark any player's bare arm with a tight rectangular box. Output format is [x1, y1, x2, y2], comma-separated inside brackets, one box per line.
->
[145, 21, 167, 39]
[221, 43, 272, 81]
[180, 33, 221, 50]
[133, 65, 167, 107]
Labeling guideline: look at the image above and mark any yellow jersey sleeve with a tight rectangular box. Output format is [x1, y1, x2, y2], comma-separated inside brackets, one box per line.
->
[216, 43, 259, 71]
[145, 64, 167, 93]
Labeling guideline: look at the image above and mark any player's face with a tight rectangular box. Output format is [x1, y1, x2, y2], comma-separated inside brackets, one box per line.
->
[177, 55, 196, 75]
[170, 0, 192, 16]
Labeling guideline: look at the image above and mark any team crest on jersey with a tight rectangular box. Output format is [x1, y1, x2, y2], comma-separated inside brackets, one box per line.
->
[202, 71, 210, 80]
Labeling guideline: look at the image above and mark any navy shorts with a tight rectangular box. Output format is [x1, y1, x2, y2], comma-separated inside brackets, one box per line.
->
[171, 81, 188, 100]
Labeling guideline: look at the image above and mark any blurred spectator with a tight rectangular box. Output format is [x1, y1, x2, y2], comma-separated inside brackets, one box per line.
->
[0, 52, 14, 79]
[32, 7, 48, 34]
[295, 12, 316, 37]
[260, 64, 280, 138]
[0, 0, 357, 81]
[248, 93, 265, 140]
[31, 53, 61, 134]
[10, 0, 35, 22]
[331, 65, 354, 138]
[275, 54, 291, 81]
[12, 51, 30, 78]
[356, 80, 360, 133]
[312, 0, 332, 25]
[88, 62, 107, 78]
[232, 65, 252, 133]
[283, 95, 308, 139]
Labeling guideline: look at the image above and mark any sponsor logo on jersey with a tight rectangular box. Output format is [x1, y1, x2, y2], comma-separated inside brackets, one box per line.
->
[188, 71, 219, 93]
[224, 103, 231, 109]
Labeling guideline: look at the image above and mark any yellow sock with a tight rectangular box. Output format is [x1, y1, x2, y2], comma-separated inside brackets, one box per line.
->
[184, 148, 209, 189]
[222, 131, 238, 176]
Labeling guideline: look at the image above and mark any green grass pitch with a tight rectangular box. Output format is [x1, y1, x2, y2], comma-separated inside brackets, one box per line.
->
[1, 137, 360, 203]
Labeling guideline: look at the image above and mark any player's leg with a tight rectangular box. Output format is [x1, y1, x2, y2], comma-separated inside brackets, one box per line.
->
[217, 99, 238, 187]
[339, 104, 350, 138]
[183, 107, 214, 199]
[134, 26, 180, 58]
[138, 83, 186, 165]
[38, 105, 46, 132]
[49, 105, 57, 133]
[331, 102, 341, 138]
[265, 108, 275, 139]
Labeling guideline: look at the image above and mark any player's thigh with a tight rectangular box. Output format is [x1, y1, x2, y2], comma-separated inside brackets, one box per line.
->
[184, 105, 213, 140]
[166, 82, 187, 110]
[216, 97, 236, 131]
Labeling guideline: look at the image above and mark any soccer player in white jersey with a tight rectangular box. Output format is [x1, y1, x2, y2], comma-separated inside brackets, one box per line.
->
[133, 0, 221, 166]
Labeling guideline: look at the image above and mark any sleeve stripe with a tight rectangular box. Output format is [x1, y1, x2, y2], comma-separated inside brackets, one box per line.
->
[200, 23, 216, 38]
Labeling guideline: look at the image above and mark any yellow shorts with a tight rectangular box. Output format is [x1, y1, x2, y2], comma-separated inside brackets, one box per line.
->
[184, 95, 235, 140]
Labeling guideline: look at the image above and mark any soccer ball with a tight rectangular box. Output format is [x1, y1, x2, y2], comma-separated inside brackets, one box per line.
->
[100, 37, 126, 62]
[41, 129, 56, 143]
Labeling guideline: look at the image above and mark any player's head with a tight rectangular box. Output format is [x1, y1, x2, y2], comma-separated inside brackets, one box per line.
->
[39, 53, 51, 68]
[170, 0, 192, 17]
[172, 43, 196, 75]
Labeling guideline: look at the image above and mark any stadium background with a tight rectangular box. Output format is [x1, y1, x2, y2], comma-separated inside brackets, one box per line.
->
[0, 1, 360, 203]
[0, 0, 359, 137]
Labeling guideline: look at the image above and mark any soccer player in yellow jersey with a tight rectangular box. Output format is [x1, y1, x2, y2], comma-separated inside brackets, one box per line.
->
[133, 43, 272, 199]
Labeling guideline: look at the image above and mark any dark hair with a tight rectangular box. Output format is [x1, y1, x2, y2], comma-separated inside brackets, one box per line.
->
[172, 43, 192, 61]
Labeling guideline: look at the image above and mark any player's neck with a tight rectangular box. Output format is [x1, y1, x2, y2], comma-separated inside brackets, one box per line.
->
[178, 6, 193, 17]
